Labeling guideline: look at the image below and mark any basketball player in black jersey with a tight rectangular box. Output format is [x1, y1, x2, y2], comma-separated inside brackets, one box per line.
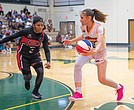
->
[0, 16, 51, 99]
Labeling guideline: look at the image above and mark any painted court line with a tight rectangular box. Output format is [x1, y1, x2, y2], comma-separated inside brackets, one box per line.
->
[5, 94, 70, 110]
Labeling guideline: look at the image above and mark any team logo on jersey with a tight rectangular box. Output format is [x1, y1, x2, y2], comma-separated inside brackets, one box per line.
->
[85, 36, 97, 42]
[20, 36, 41, 47]
[26, 40, 41, 47]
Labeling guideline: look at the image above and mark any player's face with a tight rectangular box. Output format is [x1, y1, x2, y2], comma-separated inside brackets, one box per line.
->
[33, 22, 44, 33]
[80, 13, 91, 26]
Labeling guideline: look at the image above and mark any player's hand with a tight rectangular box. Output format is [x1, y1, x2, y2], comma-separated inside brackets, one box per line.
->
[63, 40, 71, 46]
[44, 62, 51, 69]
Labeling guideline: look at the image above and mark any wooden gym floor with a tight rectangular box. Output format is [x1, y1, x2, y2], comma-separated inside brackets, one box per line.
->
[0, 45, 134, 110]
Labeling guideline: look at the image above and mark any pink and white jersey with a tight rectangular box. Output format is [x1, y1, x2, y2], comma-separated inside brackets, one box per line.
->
[81, 22, 106, 51]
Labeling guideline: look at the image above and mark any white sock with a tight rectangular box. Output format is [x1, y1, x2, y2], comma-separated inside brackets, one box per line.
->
[116, 84, 121, 90]
[76, 87, 82, 93]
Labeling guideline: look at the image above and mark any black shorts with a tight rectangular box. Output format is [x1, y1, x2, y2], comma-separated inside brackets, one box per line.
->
[17, 53, 42, 71]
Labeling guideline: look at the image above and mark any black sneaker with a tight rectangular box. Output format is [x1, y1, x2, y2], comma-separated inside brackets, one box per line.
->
[32, 92, 42, 99]
[25, 81, 30, 90]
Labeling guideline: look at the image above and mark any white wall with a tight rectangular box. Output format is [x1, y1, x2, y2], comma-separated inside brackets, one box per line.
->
[51, 0, 134, 44]
[51, 6, 84, 35]
[116, 0, 134, 43]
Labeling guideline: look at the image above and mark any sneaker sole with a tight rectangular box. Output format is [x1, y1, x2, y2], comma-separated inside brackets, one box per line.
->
[32, 94, 42, 99]
[69, 97, 83, 101]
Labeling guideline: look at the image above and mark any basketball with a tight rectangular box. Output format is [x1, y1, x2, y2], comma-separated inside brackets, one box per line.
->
[76, 40, 92, 53]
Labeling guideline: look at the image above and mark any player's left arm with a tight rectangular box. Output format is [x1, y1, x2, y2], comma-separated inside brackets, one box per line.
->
[93, 26, 105, 53]
[42, 33, 51, 69]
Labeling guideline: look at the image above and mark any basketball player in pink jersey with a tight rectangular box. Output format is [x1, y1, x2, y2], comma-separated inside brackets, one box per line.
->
[63, 9, 124, 101]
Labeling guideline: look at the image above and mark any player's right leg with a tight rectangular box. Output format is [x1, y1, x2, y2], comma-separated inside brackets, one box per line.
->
[69, 55, 91, 101]
[17, 53, 32, 90]
[31, 57, 44, 99]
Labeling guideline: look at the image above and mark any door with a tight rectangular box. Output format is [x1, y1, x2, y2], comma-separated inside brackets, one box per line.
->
[60, 21, 75, 39]
[129, 20, 134, 45]
[128, 20, 134, 69]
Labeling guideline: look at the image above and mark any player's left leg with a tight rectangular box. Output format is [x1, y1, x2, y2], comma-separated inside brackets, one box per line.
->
[32, 58, 44, 99]
[97, 60, 124, 101]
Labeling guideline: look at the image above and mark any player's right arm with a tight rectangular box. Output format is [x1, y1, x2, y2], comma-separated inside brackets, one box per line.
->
[63, 35, 84, 45]
[0, 29, 26, 44]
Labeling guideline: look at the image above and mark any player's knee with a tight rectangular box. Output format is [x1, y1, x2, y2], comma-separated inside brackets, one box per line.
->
[33, 63, 44, 79]
[98, 77, 107, 84]
[74, 63, 82, 70]
[22, 69, 32, 81]
[35, 67, 44, 85]
[36, 67, 44, 77]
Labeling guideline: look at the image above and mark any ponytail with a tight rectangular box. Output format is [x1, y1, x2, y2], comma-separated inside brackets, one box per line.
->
[82, 9, 108, 23]
[92, 9, 108, 23]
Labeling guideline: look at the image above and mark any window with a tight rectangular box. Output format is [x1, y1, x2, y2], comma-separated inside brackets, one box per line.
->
[0, 0, 49, 6]
[54, 0, 84, 7]
[31, 0, 49, 6]
[0, 0, 30, 4]
[15, 0, 30, 4]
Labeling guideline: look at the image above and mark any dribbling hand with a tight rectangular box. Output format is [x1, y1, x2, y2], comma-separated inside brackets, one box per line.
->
[44, 62, 51, 69]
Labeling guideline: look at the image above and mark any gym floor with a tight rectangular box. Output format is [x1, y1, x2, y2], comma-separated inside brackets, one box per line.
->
[0, 45, 134, 110]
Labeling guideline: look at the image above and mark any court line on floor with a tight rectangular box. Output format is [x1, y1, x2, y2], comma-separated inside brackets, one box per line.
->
[46, 77, 75, 110]
[0, 71, 13, 80]
[4, 94, 70, 110]
[1, 72, 74, 110]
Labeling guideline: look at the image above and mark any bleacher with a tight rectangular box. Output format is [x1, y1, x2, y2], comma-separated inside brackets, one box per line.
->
[45, 31, 64, 48]
[1, 18, 8, 25]
[0, 16, 75, 50]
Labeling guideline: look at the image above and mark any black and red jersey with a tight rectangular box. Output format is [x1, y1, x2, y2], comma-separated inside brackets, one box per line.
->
[0, 27, 50, 62]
